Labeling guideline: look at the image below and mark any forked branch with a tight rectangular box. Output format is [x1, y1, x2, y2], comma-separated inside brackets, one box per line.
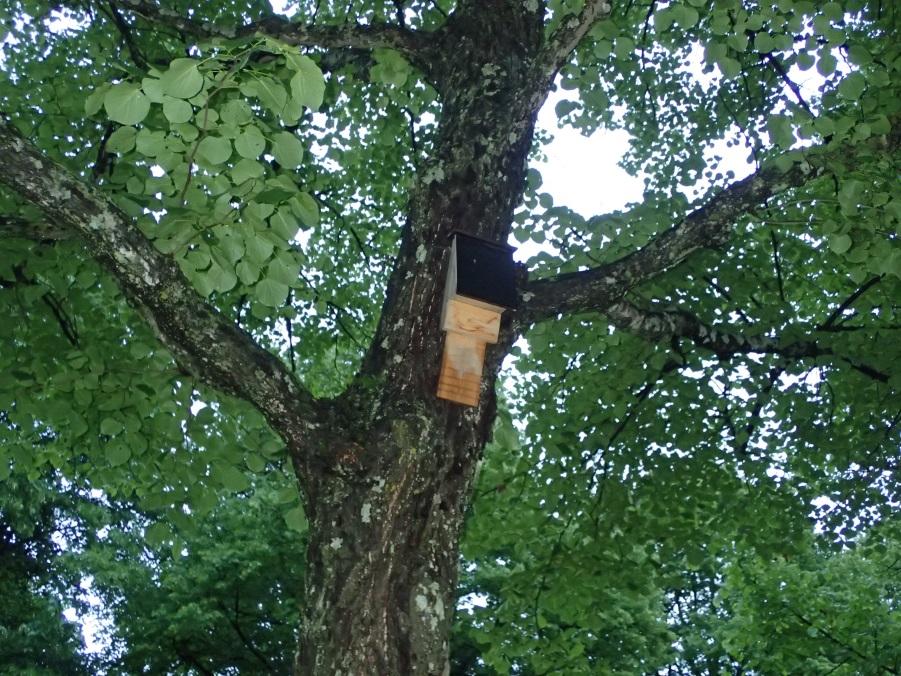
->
[0, 121, 325, 454]
[519, 126, 900, 324]
[111, 0, 436, 68]
[605, 299, 889, 383]
[537, 0, 612, 80]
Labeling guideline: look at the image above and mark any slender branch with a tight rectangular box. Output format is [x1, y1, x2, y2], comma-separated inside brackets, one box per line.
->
[519, 125, 901, 324]
[111, 0, 436, 69]
[217, 594, 275, 672]
[520, 159, 815, 322]
[736, 366, 782, 456]
[103, 0, 149, 70]
[91, 123, 116, 182]
[603, 299, 890, 383]
[763, 53, 814, 117]
[0, 120, 325, 459]
[770, 230, 786, 303]
[537, 0, 613, 79]
[819, 276, 882, 330]
[6, 264, 80, 346]
[786, 606, 899, 675]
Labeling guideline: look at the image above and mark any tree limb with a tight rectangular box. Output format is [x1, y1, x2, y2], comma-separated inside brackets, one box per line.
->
[0, 121, 325, 455]
[519, 127, 900, 324]
[819, 276, 882, 330]
[604, 299, 890, 383]
[111, 0, 435, 69]
[537, 0, 612, 79]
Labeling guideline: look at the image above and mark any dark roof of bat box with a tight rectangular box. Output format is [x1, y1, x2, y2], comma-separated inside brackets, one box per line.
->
[448, 231, 517, 309]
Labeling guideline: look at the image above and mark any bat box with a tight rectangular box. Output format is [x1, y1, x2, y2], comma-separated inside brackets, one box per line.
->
[437, 232, 516, 407]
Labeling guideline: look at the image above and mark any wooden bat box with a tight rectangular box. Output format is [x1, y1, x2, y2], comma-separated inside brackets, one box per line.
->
[437, 232, 516, 407]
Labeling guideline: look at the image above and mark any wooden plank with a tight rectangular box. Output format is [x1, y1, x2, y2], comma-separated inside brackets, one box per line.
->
[437, 332, 486, 407]
[442, 298, 502, 343]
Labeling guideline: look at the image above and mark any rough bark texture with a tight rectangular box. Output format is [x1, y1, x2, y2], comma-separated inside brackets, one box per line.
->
[291, 3, 548, 671]
[1, 1, 897, 674]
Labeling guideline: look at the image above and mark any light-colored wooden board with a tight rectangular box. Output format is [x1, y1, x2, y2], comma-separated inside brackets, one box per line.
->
[442, 298, 502, 343]
[437, 332, 486, 407]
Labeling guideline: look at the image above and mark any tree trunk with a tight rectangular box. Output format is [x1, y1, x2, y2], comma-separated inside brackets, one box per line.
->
[294, 403, 492, 674]
[293, 8, 545, 671]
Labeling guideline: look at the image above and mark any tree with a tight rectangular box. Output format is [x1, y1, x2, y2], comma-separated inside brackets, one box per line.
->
[0, 471, 93, 675]
[0, 0, 899, 672]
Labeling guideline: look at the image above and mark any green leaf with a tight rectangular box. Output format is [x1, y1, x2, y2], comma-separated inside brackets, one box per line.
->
[288, 55, 326, 110]
[220, 99, 253, 126]
[145, 522, 172, 546]
[370, 48, 411, 88]
[160, 58, 204, 99]
[162, 96, 193, 124]
[754, 33, 775, 53]
[236, 260, 261, 285]
[85, 83, 111, 116]
[106, 126, 137, 153]
[100, 417, 124, 436]
[828, 233, 852, 254]
[205, 260, 237, 293]
[673, 5, 699, 29]
[267, 251, 300, 285]
[270, 207, 299, 241]
[106, 443, 130, 466]
[837, 73, 866, 100]
[245, 454, 266, 473]
[290, 192, 319, 226]
[104, 82, 150, 125]
[245, 234, 274, 263]
[231, 158, 265, 184]
[767, 116, 794, 148]
[817, 52, 837, 76]
[235, 126, 266, 159]
[614, 37, 635, 60]
[255, 278, 289, 307]
[719, 56, 741, 78]
[218, 464, 251, 492]
[141, 76, 165, 103]
[284, 506, 307, 532]
[197, 136, 232, 165]
[272, 131, 305, 169]
[248, 77, 287, 116]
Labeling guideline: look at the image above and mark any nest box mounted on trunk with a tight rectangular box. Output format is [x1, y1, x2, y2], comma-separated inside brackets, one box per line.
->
[437, 231, 516, 407]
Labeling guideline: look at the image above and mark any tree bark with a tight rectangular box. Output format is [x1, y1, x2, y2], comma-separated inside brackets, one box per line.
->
[291, 4, 547, 672]
[3, 1, 896, 674]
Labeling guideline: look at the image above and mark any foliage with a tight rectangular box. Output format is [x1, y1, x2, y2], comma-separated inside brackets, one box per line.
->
[75, 470, 306, 675]
[0, 472, 92, 675]
[0, 0, 899, 672]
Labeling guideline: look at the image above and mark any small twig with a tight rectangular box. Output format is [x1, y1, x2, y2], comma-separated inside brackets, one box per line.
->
[42, 293, 80, 347]
[736, 365, 782, 456]
[286, 290, 297, 373]
[91, 123, 116, 181]
[763, 53, 814, 117]
[402, 106, 419, 154]
[702, 274, 754, 324]
[770, 230, 786, 303]
[819, 276, 882, 330]
[105, 0, 149, 70]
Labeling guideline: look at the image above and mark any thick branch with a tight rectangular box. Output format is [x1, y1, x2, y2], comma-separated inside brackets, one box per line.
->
[0, 121, 324, 455]
[537, 0, 612, 79]
[520, 127, 900, 324]
[112, 0, 434, 69]
[605, 300, 889, 383]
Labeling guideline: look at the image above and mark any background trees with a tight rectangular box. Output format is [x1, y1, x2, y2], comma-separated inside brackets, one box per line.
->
[1, 0, 899, 673]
